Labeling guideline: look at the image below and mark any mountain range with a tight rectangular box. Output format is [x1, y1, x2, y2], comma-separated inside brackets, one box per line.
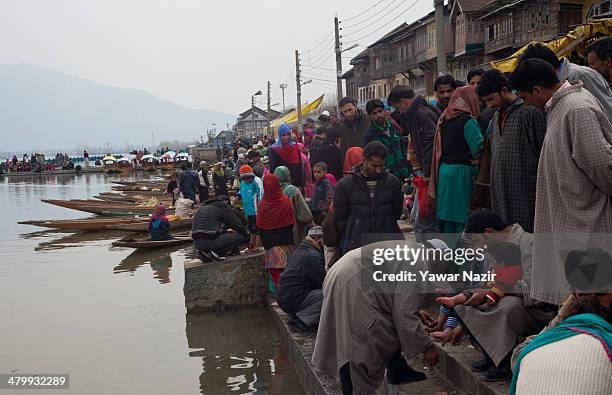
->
[0, 63, 236, 152]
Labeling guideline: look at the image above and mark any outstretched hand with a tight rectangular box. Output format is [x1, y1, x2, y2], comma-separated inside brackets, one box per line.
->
[418, 310, 437, 328]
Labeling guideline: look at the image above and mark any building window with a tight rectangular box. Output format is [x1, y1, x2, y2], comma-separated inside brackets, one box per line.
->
[375, 57, 381, 70]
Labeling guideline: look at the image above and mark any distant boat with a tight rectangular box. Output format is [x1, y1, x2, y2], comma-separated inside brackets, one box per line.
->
[140, 154, 158, 171]
[102, 155, 121, 173]
[117, 157, 134, 172]
[174, 152, 191, 168]
[160, 151, 176, 170]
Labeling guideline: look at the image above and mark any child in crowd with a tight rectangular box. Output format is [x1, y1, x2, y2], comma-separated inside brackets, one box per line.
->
[165, 173, 178, 206]
[436, 242, 523, 308]
[239, 165, 261, 251]
[310, 162, 334, 225]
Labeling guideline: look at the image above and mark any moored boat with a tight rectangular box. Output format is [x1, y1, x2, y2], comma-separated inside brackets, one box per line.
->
[109, 217, 192, 232]
[18, 217, 148, 231]
[160, 151, 176, 170]
[117, 157, 134, 172]
[140, 155, 158, 171]
[174, 152, 191, 168]
[111, 233, 191, 249]
[102, 155, 121, 173]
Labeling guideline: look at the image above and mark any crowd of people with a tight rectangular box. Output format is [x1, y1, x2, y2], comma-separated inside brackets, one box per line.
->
[182, 37, 612, 394]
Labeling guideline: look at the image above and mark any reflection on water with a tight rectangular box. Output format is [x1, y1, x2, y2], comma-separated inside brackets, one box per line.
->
[186, 309, 304, 394]
[1, 174, 304, 394]
[19, 229, 131, 251]
[114, 248, 178, 284]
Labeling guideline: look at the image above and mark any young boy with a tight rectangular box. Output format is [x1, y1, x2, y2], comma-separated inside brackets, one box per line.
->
[436, 242, 523, 308]
[310, 162, 334, 225]
[239, 165, 261, 251]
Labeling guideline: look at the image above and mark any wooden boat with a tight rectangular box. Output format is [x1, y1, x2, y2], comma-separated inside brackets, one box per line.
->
[41, 199, 171, 215]
[18, 217, 147, 231]
[102, 156, 121, 173]
[109, 217, 192, 232]
[174, 152, 191, 168]
[160, 151, 176, 170]
[141, 155, 159, 171]
[112, 232, 191, 249]
[116, 157, 134, 172]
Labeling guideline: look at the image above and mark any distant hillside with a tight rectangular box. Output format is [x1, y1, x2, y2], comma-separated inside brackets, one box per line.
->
[0, 64, 235, 152]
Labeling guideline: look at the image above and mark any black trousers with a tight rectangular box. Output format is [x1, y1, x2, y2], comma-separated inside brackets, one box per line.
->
[338, 349, 408, 395]
[199, 186, 209, 202]
[193, 233, 247, 256]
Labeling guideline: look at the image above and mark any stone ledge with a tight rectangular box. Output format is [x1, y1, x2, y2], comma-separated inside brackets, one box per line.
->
[430, 341, 508, 395]
[268, 299, 458, 395]
[184, 252, 267, 312]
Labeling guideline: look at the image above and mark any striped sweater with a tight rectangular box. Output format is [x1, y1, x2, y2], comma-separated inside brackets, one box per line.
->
[192, 201, 247, 238]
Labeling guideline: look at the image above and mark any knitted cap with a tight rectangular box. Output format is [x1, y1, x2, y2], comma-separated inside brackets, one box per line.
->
[239, 164, 254, 178]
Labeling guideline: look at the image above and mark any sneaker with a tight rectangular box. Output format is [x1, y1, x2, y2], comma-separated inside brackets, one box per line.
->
[470, 358, 494, 372]
[287, 317, 317, 334]
[196, 250, 212, 263]
[387, 366, 427, 385]
[482, 367, 511, 382]
[209, 251, 226, 261]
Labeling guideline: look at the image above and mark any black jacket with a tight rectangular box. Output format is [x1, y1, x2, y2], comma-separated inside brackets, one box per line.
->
[333, 165, 403, 253]
[337, 110, 370, 163]
[391, 96, 440, 177]
[192, 200, 247, 239]
[309, 140, 343, 181]
[276, 239, 325, 313]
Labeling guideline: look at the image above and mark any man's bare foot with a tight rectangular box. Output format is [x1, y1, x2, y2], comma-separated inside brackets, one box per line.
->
[436, 296, 457, 308]
[430, 328, 452, 342]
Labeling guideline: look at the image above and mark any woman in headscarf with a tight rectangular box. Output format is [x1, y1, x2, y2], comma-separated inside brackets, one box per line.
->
[212, 162, 228, 197]
[148, 203, 173, 241]
[428, 86, 483, 237]
[343, 147, 365, 175]
[322, 147, 364, 269]
[257, 174, 297, 292]
[298, 142, 314, 198]
[269, 124, 305, 188]
[274, 166, 313, 245]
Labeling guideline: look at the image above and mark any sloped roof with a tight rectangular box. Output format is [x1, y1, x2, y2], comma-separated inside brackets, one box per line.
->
[238, 106, 282, 119]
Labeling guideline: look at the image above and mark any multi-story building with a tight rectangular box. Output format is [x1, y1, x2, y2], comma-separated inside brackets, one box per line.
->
[233, 106, 281, 140]
[451, 0, 488, 82]
[479, 0, 583, 62]
[342, 0, 598, 105]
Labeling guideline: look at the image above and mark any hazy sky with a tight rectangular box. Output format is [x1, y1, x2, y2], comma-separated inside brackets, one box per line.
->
[0, 0, 434, 116]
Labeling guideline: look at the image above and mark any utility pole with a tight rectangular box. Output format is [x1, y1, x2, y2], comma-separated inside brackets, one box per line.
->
[295, 50, 303, 135]
[434, 0, 447, 75]
[266, 81, 271, 140]
[251, 95, 255, 141]
[334, 16, 343, 100]
[279, 83, 287, 113]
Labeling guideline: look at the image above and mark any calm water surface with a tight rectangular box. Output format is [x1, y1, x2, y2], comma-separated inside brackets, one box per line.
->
[0, 173, 304, 394]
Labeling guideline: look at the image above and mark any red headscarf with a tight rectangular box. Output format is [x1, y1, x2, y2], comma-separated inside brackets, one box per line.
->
[256, 174, 296, 230]
[343, 147, 364, 174]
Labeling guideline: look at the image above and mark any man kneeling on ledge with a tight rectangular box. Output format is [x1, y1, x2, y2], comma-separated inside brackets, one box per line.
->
[191, 195, 249, 262]
[276, 226, 326, 334]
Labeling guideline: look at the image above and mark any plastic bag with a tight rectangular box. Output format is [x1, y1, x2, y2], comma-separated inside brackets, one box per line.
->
[412, 175, 433, 218]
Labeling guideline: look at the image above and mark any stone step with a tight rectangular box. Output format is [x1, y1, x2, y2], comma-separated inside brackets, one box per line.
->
[268, 300, 462, 395]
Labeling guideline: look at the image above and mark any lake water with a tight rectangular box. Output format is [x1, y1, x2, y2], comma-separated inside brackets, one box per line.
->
[0, 173, 304, 394]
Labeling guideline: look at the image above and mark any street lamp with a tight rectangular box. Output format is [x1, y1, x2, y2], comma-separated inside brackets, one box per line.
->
[251, 90, 262, 140]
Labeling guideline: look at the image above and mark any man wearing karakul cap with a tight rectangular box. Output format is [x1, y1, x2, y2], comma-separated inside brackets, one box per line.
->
[275, 226, 326, 333]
